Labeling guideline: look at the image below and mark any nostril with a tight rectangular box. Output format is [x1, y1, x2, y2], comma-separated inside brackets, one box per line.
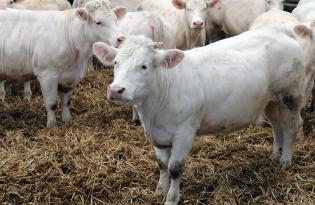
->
[117, 87, 125, 94]
[117, 36, 126, 42]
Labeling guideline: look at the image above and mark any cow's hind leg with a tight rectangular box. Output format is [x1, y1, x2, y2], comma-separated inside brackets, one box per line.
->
[38, 75, 59, 128]
[154, 147, 171, 197]
[264, 101, 284, 158]
[23, 81, 32, 101]
[0, 81, 6, 100]
[58, 84, 73, 124]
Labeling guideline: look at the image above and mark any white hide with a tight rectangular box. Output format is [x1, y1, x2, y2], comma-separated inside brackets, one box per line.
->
[94, 33, 305, 204]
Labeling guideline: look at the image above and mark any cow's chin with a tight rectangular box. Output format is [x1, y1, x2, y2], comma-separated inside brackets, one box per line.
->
[110, 98, 131, 105]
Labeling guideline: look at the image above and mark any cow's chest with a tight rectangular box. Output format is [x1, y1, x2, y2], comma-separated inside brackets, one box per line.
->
[144, 124, 174, 149]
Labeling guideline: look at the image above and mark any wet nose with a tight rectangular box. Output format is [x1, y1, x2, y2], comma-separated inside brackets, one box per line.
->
[107, 84, 125, 100]
[192, 21, 204, 28]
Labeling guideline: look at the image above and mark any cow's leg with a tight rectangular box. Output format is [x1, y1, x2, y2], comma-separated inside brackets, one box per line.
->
[0, 81, 6, 100]
[154, 147, 171, 197]
[279, 95, 302, 168]
[165, 127, 195, 205]
[132, 106, 140, 124]
[38, 76, 58, 128]
[60, 91, 72, 123]
[264, 102, 283, 158]
[23, 81, 32, 100]
[311, 83, 315, 112]
[58, 84, 73, 123]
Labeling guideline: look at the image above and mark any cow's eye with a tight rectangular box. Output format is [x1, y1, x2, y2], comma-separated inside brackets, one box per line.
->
[203, 8, 206, 11]
[141, 65, 147, 70]
[96, 21, 102, 26]
[114, 61, 118, 65]
[187, 8, 192, 12]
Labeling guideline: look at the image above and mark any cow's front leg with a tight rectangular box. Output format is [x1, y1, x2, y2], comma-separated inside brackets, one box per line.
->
[59, 85, 73, 123]
[154, 147, 171, 197]
[0, 81, 6, 100]
[23, 81, 32, 101]
[165, 128, 195, 205]
[38, 75, 58, 128]
[132, 106, 140, 124]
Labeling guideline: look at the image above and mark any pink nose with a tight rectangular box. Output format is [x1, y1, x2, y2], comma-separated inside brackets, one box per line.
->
[192, 21, 204, 28]
[107, 84, 125, 100]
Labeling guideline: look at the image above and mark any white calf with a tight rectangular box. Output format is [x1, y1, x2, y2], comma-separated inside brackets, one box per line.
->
[0, 0, 125, 128]
[94, 33, 305, 204]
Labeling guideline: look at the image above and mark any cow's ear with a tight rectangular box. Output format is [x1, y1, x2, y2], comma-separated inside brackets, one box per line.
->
[172, 0, 186, 9]
[207, 0, 221, 9]
[159, 49, 184, 69]
[294, 24, 311, 39]
[75, 8, 89, 21]
[112, 6, 127, 20]
[93, 42, 117, 65]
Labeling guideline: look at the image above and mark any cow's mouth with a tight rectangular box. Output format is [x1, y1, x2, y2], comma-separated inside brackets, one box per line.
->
[109, 98, 130, 105]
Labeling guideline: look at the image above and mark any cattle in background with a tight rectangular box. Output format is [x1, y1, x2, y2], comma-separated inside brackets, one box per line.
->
[73, 0, 143, 11]
[5, 0, 71, 10]
[0, 0, 125, 128]
[292, 0, 315, 111]
[94, 31, 305, 204]
[0, 0, 71, 100]
[138, 0, 221, 49]
[206, 0, 284, 43]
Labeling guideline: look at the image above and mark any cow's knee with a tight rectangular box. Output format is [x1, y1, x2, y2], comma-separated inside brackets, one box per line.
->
[168, 161, 184, 179]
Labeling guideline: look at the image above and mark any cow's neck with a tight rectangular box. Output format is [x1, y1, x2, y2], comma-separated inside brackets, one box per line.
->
[67, 14, 91, 58]
[137, 64, 194, 136]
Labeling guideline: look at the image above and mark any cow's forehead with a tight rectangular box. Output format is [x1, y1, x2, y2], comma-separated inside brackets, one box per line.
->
[85, 0, 111, 13]
[117, 37, 156, 62]
[186, 0, 207, 7]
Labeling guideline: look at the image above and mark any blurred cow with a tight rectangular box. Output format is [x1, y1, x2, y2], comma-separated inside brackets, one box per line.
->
[138, 0, 221, 49]
[0, 0, 125, 128]
[0, 0, 71, 100]
[293, 0, 315, 111]
[94, 31, 305, 204]
[206, 0, 284, 43]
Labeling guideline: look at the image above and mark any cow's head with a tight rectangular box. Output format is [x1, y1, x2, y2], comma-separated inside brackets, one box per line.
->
[93, 36, 185, 105]
[172, 0, 221, 30]
[75, 0, 126, 47]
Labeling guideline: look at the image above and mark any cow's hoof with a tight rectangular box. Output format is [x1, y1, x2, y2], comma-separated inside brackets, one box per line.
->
[132, 119, 141, 126]
[47, 120, 57, 128]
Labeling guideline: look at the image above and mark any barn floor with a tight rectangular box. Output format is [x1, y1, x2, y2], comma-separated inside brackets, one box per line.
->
[0, 67, 314, 205]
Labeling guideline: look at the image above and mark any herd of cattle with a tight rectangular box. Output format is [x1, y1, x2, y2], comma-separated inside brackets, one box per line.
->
[0, 0, 314, 204]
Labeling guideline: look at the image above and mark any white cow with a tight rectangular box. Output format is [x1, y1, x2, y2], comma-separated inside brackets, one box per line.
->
[293, 0, 315, 22]
[0, 0, 71, 100]
[0, 0, 126, 128]
[94, 32, 305, 204]
[118, 10, 176, 123]
[6, 0, 71, 10]
[138, 0, 221, 49]
[293, 0, 315, 110]
[73, 0, 143, 11]
[206, 0, 284, 42]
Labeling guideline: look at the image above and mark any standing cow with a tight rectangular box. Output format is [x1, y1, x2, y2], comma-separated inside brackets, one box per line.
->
[0, 0, 125, 128]
[0, 0, 71, 100]
[94, 32, 305, 204]
[205, 0, 284, 43]
[138, 0, 221, 49]
[293, 0, 315, 111]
